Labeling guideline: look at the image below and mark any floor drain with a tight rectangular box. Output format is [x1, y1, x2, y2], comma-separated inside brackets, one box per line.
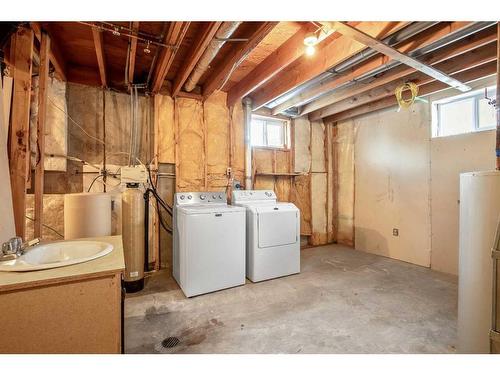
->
[161, 337, 180, 348]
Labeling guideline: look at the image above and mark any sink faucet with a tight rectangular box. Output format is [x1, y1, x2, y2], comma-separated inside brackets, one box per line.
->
[1, 237, 40, 261]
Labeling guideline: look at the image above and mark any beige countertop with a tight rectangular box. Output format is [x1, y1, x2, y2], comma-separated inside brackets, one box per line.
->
[0, 235, 125, 292]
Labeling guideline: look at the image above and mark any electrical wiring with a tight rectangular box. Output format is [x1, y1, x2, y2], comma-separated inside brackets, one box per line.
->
[87, 174, 103, 192]
[395, 82, 419, 110]
[25, 215, 64, 238]
[48, 96, 105, 145]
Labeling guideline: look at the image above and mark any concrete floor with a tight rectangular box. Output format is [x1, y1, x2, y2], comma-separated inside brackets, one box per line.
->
[124, 244, 458, 354]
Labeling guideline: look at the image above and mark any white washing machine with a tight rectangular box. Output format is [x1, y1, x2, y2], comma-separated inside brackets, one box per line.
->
[232, 190, 300, 282]
[173, 192, 246, 297]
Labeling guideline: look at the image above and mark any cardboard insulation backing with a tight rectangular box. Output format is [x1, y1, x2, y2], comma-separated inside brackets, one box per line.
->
[45, 78, 68, 171]
[294, 116, 311, 173]
[176, 97, 205, 191]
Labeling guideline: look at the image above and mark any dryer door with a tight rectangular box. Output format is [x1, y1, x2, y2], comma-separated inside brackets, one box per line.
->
[257, 205, 298, 248]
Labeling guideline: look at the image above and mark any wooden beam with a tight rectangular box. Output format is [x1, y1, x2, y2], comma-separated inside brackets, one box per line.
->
[202, 22, 279, 99]
[128, 22, 140, 85]
[271, 22, 474, 115]
[9, 27, 34, 239]
[171, 22, 222, 97]
[309, 43, 497, 121]
[151, 22, 191, 94]
[323, 61, 497, 124]
[226, 23, 319, 107]
[327, 21, 471, 93]
[92, 27, 107, 87]
[30, 22, 67, 81]
[34, 32, 50, 238]
[303, 27, 498, 118]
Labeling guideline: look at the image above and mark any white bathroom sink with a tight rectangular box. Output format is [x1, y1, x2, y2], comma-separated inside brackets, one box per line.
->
[0, 240, 113, 272]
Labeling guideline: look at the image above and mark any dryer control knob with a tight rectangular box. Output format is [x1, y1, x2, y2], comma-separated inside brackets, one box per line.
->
[180, 195, 185, 200]
[187, 195, 192, 200]
[265, 191, 272, 196]
[200, 194, 206, 200]
[219, 195, 223, 199]
[212, 195, 217, 199]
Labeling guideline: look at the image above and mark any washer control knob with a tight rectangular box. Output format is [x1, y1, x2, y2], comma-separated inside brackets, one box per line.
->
[200, 194, 206, 200]
[187, 195, 192, 200]
[180, 195, 185, 200]
[219, 194, 223, 199]
[212, 195, 217, 199]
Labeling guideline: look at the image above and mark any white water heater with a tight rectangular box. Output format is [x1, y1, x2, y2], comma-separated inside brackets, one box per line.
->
[458, 170, 500, 353]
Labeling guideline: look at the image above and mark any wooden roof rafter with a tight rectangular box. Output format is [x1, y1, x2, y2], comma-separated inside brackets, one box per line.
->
[249, 21, 409, 110]
[326, 21, 471, 93]
[91, 26, 107, 87]
[127, 21, 140, 85]
[202, 21, 279, 99]
[30, 22, 67, 81]
[151, 21, 191, 94]
[171, 21, 222, 97]
[271, 21, 474, 115]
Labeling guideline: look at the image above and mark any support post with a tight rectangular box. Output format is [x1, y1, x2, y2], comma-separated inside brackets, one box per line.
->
[9, 27, 34, 239]
[243, 97, 252, 190]
[34, 31, 50, 238]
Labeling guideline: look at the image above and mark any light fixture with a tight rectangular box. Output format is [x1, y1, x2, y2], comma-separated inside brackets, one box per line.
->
[112, 27, 121, 36]
[303, 32, 318, 57]
[144, 41, 151, 54]
[305, 45, 316, 56]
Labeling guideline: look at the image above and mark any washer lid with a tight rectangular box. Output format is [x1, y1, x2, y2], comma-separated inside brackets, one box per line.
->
[177, 204, 245, 214]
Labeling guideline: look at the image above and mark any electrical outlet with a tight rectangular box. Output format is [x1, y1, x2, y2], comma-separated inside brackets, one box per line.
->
[226, 167, 232, 176]
[393, 228, 399, 237]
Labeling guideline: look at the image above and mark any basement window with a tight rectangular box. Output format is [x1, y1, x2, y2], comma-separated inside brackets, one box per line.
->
[250, 116, 289, 149]
[432, 86, 497, 137]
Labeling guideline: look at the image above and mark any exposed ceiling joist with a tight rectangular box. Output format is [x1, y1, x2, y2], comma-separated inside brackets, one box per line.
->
[249, 21, 409, 110]
[302, 26, 498, 118]
[309, 42, 497, 121]
[151, 21, 191, 94]
[226, 22, 320, 107]
[202, 22, 279, 99]
[171, 21, 222, 97]
[128, 21, 140, 84]
[30, 22, 67, 81]
[323, 60, 497, 124]
[326, 21, 471, 93]
[91, 26, 107, 87]
[271, 21, 474, 115]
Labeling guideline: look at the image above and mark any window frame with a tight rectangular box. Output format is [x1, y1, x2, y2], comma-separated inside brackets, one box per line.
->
[250, 115, 290, 150]
[433, 85, 496, 138]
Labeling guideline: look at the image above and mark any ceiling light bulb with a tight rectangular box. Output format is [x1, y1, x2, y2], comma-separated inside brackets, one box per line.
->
[303, 33, 318, 46]
[112, 27, 120, 36]
[144, 41, 151, 54]
[305, 45, 316, 56]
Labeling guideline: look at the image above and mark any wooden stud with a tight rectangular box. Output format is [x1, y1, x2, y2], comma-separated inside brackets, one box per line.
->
[309, 42, 497, 121]
[152, 95, 161, 270]
[300, 27, 497, 117]
[323, 60, 497, 124]
[151, 22, 191, 94]
[9, 27, 34, 239]
[271, 22, 473, 115]
[171, 22, 222, 97]
[250, 21, 409, 110]
[128, 22, 140, 85]
[202, 22, 279, 99]
[30, 22, 67, 81]
[92, 27, 107, 87]
[326, 21, 471, 92]
[226, 23, 318, 107]
[34, 31, 51, 238]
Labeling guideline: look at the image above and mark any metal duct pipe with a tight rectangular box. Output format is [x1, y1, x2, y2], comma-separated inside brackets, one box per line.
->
[243, 97, 253, 190]
[183, 21, 241, 92]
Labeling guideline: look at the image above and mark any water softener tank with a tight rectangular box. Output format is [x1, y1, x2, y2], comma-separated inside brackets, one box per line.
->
[122, 183, 145, 293]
